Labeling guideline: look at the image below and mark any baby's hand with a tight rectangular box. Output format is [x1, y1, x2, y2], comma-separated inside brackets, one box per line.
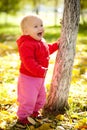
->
[60, 19, 63, 25]
[57, 38, 61, 45]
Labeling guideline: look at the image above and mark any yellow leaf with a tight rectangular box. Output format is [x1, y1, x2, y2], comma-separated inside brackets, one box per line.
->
[36, 123, 51, 130]
[68, 97, 73, 104]
[71, 114, 79, 119]
[27, 117, 36, 125]
[72, 68, 80, 76]
[81, 128, 86, 130]
[56, 114, 64, 121]
[74, 124, 79, 129]
[69, 119, 72, 124]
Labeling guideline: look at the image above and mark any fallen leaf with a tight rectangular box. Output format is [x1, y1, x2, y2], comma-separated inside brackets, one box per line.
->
[27, 117, 36, 125]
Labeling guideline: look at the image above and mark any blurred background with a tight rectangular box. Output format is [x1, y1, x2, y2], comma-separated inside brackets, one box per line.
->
[0, 0, 87, 44]
[0, 0, 87, 25]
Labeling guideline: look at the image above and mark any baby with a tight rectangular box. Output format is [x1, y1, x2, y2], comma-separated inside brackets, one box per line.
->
[16, 14, 60, 125]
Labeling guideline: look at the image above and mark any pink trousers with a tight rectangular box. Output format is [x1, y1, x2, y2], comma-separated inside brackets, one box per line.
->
[17, 73, 46, 120]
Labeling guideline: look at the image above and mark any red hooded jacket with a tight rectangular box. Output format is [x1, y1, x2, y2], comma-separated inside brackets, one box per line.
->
[17, 35, 58, 78]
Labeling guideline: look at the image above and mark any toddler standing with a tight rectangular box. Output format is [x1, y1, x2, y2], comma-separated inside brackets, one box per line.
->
[16, 14, 60, 125]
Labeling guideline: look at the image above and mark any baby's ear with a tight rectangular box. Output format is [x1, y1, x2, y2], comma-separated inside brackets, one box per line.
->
[23, 29, 29, 35]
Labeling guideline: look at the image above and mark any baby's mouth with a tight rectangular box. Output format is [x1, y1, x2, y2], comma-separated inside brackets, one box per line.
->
[37, 32, 42, 37]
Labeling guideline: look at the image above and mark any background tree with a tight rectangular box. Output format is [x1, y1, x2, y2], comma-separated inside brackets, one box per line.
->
[0, 0, 24, 14]
[80, 0, 87, 24]
[26, 0, 63, 24]
[27, 0, 41, 14]
[0, 0, 24, 23]
[44, 0, 80, 115]
[54, 0, 58, 25]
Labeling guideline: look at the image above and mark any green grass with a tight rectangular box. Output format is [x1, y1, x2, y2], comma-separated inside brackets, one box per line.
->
[78, 24, 87, 39]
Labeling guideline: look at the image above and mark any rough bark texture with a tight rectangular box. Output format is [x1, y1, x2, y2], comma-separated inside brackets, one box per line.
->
[44, 0, 80, 115]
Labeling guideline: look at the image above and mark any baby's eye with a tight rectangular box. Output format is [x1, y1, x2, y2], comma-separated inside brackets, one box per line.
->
[41, 24, 43, 27]
[34, 25, 38, 28]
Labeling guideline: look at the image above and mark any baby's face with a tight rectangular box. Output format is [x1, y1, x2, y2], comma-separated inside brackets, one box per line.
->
[26, 17, 44, 41]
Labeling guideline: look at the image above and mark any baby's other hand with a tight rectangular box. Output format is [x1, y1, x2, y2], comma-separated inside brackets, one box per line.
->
[60, 19, 63, 25]
[57, 38, 61, 45]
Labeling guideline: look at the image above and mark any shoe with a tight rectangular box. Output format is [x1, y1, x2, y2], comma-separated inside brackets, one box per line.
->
[31, 111, 39, 118]
[17, 118, 30, 125]
[32, 111, 43, 119]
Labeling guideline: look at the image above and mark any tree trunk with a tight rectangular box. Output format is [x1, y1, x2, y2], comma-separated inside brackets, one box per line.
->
[33, 0, 40, 14]
[44, 0, 80, 115]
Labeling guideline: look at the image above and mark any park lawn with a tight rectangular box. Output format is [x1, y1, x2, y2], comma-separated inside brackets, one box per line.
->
[0, 24, 87, 130]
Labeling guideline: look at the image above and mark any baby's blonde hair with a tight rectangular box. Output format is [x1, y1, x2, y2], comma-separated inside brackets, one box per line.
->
[20, 14, 41, 34]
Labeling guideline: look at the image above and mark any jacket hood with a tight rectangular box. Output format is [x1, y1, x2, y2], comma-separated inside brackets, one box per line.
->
[17, 35, 41, 47]
[17, 35, 29, 47]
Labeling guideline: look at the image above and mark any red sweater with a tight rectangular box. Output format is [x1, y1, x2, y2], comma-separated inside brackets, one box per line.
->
[17, 35, 58, 78]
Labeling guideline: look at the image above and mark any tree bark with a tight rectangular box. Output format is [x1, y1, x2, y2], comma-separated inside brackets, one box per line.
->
[44, 0, 80, 115]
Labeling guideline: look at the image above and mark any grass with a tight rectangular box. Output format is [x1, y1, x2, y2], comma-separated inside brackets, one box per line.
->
[0, 22, 87, 129]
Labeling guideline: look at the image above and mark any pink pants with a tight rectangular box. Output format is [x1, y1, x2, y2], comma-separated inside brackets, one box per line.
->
[17, 73, 46, 120]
